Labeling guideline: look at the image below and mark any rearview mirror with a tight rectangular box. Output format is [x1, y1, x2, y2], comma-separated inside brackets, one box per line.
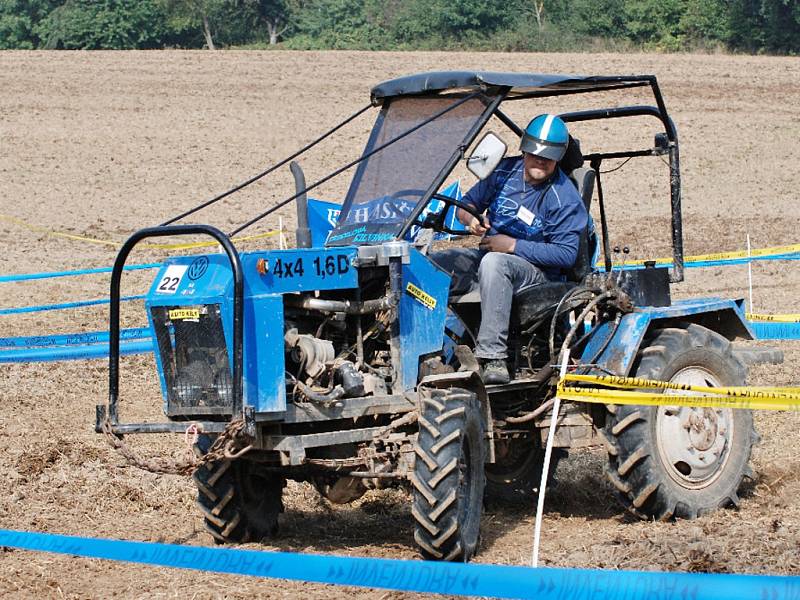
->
[466, 132, 507, 180]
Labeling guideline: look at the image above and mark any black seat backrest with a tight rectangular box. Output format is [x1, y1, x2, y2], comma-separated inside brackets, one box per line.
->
[570, 167, 595, 211]
[564, 167, 596, 282]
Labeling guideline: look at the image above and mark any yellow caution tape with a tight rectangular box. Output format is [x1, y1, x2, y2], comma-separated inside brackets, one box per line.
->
[557, 373, 800, 411]
[746, 312, 800, 323]
[1, 213, 279, 250]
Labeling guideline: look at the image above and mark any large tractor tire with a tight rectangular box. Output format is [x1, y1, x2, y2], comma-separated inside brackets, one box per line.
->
[411, 386, 486, 562]
[485, 443, 566, 505]
[603, 324, 757, 520]
[193, 434, 285, 544]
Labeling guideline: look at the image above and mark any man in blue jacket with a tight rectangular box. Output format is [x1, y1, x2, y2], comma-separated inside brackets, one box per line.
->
[433, 114, 588, 384]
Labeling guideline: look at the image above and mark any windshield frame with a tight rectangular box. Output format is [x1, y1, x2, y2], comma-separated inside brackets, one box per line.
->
[325, 88, 509, 247]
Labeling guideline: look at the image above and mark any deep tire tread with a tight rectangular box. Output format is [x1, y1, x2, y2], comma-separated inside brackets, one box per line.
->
[412, 387, 486, 562]
[603, 324, 755, 521]
[193, 435, 284, 544]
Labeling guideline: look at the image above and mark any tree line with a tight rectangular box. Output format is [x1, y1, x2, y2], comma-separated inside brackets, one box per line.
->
[1, 0, 797, 54]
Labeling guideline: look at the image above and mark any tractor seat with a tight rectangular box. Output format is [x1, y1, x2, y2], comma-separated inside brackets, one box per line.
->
[513, 281, 577, 326]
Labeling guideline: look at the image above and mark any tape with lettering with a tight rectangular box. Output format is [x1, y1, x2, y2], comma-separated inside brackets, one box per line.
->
[0, 327, 150, 349]
[746, 313, 800, 323]
[0, 339, 153, 363]
[0, 529, 795, 600]
[558, 374, 800, 411]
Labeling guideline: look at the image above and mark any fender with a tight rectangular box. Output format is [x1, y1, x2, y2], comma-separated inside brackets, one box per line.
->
[580, 297, 753, 376]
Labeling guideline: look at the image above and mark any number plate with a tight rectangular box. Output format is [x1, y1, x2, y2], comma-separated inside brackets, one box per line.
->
[155, 265, 187, 294]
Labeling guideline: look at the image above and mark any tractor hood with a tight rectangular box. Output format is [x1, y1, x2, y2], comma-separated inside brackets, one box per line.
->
[145, 247, 359, 415]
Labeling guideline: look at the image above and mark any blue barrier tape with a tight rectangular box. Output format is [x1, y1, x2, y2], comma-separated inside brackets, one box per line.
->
[614, 253, 800, 271]
[0, 263, 161, 283]
[0, 294, 145, 316]
[0, 339, 153, 363]
[749, 321, 800, 341]
[0, 327, 150, 349]
[0, 529, 795, 600]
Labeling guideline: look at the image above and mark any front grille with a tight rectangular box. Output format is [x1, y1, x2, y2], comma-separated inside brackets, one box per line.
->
[150, 304, 233, 417]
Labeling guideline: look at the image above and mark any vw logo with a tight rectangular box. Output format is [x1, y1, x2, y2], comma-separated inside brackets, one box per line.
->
[187, 256, 209, 280]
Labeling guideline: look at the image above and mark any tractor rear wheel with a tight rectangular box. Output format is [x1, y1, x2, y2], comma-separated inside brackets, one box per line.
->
[193, 434, 285, 543]
[603, 324, 757, 520]
[411, 386, 486, 562]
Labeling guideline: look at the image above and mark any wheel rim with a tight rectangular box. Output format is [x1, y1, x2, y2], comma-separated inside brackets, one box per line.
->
[655, 366, 734, 489]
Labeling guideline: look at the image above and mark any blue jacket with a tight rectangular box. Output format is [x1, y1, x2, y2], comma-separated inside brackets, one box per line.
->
[463, 155, 588, 280]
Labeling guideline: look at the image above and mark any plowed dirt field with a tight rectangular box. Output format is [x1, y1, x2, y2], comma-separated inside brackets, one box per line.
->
[1, 50, 799, 598]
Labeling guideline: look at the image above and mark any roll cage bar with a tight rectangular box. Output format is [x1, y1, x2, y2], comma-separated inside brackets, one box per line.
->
[160, 71, 683, 283]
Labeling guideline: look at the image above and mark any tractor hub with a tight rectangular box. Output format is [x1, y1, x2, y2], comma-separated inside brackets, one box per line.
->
[655, 367, 733, 489]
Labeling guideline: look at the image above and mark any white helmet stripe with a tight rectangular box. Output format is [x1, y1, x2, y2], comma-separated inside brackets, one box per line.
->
[539, 114, 555, 140]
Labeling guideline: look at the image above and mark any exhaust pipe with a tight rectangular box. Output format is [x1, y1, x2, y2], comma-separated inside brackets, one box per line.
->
[291, 161, 312, 249]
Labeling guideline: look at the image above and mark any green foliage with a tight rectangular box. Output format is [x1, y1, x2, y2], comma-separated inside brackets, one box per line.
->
[285, 0, 391, 49]
[0, 0, 58, 48]
[729, 0, 800, 54]
[35, 0, 168, 49]
[0, 0, 796, 53]
[622, 0, 686, 49]
[679, 0, 730, 46]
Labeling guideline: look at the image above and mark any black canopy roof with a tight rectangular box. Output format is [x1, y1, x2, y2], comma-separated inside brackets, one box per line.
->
[370, 71, 654, 100]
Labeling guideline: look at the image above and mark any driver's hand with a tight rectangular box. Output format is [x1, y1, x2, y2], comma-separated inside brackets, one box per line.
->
[480, 234, 516, 254]
[468, 215, 490, 236]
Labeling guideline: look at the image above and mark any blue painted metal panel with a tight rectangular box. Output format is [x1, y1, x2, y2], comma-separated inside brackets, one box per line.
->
[399, 249, 451, 389]
[242, 248, 358, 295]
[144, 248, 361, 415]
[244, 295, 286, 412]
[581, 297, 755, 376]
[443, 308, 468, 364]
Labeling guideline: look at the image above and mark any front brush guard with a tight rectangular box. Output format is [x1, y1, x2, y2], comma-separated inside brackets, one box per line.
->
[95, 224, 246, 437]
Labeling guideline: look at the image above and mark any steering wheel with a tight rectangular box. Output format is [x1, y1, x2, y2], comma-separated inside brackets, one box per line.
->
[388, 189, 484, 235]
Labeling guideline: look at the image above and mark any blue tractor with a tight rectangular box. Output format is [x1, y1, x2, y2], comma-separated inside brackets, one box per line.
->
[98, 72, 778, 562]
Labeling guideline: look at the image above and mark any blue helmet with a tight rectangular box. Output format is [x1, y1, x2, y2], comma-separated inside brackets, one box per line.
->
[519, 114, 569, 162]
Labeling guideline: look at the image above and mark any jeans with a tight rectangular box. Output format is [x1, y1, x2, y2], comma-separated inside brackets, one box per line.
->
[431, 248, 547, 360]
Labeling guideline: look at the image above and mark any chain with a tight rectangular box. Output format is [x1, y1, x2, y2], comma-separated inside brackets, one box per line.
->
[100, 417, 253, 476]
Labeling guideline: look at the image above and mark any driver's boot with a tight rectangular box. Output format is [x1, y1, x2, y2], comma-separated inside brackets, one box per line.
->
[481, 359, 510, 385]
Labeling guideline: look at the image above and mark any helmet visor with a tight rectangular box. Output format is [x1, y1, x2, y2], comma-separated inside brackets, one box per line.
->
[520, 133, 566, 162]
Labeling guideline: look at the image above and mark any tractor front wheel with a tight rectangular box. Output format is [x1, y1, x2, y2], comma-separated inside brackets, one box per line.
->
[193, 435, 285, 544]
[603, 324, 757, 520]
[411, 386, 486, 562]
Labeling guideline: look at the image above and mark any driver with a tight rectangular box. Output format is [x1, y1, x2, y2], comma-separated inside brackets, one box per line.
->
[432, 114, 588, 385]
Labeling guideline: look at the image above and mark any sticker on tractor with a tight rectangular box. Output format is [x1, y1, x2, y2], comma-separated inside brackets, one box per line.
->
[168, 308, 201, 321]
[406, 282, 436, 310]
[156, 265, 188, 294]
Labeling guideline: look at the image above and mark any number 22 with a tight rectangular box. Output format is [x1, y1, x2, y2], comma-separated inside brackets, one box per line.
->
[158, 276, 179, 292]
